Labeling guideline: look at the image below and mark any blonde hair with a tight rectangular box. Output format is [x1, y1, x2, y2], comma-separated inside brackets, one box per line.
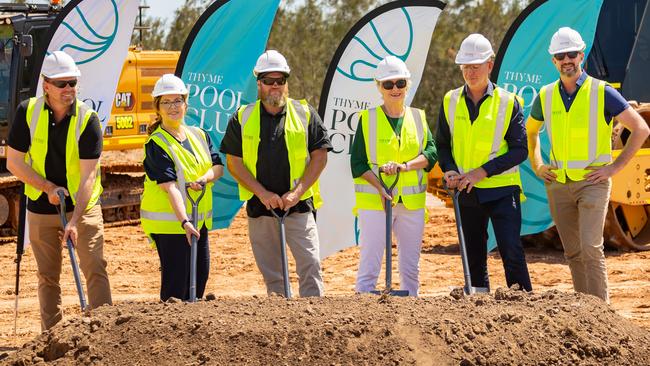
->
[146, 95, 188, 135]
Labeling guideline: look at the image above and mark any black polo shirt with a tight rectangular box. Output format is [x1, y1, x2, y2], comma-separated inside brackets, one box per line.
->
[143, 127, 223, 184]
[220, 101, 332, 218]
[8, 99, 102, 214]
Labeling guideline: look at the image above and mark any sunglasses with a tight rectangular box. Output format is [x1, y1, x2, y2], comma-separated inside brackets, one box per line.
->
[553, 51, 580, 61]
[260, 76, 287, 86]
[381, 79, 407, 90]
[46, 79, 78, 88]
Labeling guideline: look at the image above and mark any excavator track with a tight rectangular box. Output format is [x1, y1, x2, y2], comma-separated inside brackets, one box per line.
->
[0, 150, 145, 244]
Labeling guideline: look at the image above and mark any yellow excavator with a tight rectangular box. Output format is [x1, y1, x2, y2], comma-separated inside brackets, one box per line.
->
[0, 2, 179, 238]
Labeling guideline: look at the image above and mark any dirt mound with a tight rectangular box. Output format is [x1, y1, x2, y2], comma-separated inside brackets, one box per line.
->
[4, 289, 650, 366]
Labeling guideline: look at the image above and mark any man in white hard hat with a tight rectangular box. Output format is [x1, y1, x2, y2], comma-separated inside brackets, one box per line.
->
[436, 34, 532, 292]
[527, 27, 649, 302]
[220, 50, 331, 297]
[7, 50, 111, 329]
[350, 56, 437, 296]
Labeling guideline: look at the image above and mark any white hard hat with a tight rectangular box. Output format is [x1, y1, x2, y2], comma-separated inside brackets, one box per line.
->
[455, 34, 494, 65]
[152, 74, 188, 97]
[548, 27, 586, 54]
[253, 50, 291, 77]
[41, 51, 80, 79]
[374, 56, 411, 81]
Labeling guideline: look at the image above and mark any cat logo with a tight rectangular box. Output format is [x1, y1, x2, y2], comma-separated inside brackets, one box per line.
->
[115, 92, 134, 110]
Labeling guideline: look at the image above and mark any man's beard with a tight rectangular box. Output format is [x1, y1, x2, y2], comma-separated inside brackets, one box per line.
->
[262, 89, 288, 108]
[560, 63, 578, 77]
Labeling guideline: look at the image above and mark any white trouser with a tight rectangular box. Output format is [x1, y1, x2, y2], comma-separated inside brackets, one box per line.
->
[355, 204, 425, 296]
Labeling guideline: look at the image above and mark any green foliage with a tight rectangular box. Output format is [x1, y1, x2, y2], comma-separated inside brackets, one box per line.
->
[131, 15, 166, 49]
[137, 0, 533, 126]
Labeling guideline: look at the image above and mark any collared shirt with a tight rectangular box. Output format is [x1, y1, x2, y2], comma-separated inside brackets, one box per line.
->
[143, 127, 223, 184]
[8, 99, 102, 214]
[350, 111, 438, 179]
[530, 71, 629, 122]
[219, 101, 332, 218]
[435, 82, 527, 204]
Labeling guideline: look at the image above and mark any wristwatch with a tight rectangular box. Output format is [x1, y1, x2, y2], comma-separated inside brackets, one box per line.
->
[181, 219, 190, 229]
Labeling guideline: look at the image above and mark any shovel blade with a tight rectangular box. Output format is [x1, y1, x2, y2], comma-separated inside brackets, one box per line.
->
[464, 286, 489, 295]
[370, 289, 410, 297]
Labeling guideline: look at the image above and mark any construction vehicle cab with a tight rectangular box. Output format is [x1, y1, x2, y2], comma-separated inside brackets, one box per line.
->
[0, 3, 59, 171]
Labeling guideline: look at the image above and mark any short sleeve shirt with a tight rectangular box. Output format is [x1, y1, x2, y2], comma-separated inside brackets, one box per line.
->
[8, 99, 103, 214]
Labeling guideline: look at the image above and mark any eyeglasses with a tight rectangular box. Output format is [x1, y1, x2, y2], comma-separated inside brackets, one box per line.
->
[260, 76, 287, 86]
[381, 79, 407, 90]
[46, 78, 78, 88]
[553, 51, 580, 61]
[159, 99, 185, 109]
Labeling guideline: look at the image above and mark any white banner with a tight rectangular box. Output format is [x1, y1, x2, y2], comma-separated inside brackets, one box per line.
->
[36, 0, 139, 129]
[317, 1, 445, 258]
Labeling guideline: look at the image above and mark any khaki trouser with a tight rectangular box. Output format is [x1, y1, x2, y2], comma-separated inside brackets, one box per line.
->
[248, 212, 324, 297]
[546, 178, 611, 302]
[28, 205, 112, 330]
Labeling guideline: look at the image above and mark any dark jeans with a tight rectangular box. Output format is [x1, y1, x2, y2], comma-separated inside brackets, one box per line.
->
[458, 190, 532, 291]
[152, 225, 210, 301]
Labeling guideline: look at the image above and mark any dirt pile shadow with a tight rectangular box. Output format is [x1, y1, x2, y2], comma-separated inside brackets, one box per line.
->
[4, 289, 650, 365]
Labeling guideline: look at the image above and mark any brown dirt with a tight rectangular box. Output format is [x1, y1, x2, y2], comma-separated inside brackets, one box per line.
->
[4, 290, 650, 366]
[2, 203, 650, 365]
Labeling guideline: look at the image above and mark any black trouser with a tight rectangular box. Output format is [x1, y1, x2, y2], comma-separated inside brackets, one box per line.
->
[458, 190, 532, 291]
[152, 225, 210, 301]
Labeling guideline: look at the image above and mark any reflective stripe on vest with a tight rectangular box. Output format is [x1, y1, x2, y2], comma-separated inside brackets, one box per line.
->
[356, 107, 427, 196]
[238, 99, 322, 207]
[443, 86, 523, 192]
[24, 97, 101, 208]
[447, 87, 518, 176]
[540, 76, 611, 184]
[542, 78, 611, 170]
[353, 107, 428, 212]
[140, 125, 214, 236]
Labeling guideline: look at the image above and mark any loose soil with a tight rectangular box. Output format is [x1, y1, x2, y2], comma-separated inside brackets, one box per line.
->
[1, 203, 650, 365]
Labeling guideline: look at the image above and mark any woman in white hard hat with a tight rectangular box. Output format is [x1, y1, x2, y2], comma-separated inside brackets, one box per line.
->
[140, 74, 223, 301]
[350, 56, 437, 296]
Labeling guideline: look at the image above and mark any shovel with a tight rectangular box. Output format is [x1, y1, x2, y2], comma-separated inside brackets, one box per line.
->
[185, 182, 206, 303]
[270, 209, 291, 299]
[370, 167, 409, 297]
[445, 185, 489, 295]
[56, 190, 87, 311]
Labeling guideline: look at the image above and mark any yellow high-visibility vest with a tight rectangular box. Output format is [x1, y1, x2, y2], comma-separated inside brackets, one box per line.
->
[443, 86, 523, 192]
[353, 107, 428, 212]
[140, 125, 214, 236]
[237, 98, 322, 208]
[539, 76, 611, 183]
[24, 97, 102, 209]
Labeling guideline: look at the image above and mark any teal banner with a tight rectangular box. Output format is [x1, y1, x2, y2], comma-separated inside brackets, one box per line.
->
[491, 0, 604, 246]
[176, 0, 280, 229]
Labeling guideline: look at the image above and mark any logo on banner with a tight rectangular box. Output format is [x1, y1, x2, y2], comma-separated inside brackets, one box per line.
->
[55, 0, 119, 65]
[328, 7, 415, 156]
[336, 8, 413, 82]
[185, 71, 245, 134]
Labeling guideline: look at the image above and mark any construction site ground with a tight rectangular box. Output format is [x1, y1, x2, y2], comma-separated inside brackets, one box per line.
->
[1, 202, 650, 365]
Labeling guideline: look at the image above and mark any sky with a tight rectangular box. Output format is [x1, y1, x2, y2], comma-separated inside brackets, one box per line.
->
[141, 0, 185, 23]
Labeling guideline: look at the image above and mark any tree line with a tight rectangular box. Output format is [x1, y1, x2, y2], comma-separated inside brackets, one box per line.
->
[138, 0, 531, 126]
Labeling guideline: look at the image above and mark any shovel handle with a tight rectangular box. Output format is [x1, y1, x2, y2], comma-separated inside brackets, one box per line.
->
[377, 167, 400, 196]
[270, 208, 290, 222]
[185, 182, 207, 209]
[56, 190, 87, 310]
